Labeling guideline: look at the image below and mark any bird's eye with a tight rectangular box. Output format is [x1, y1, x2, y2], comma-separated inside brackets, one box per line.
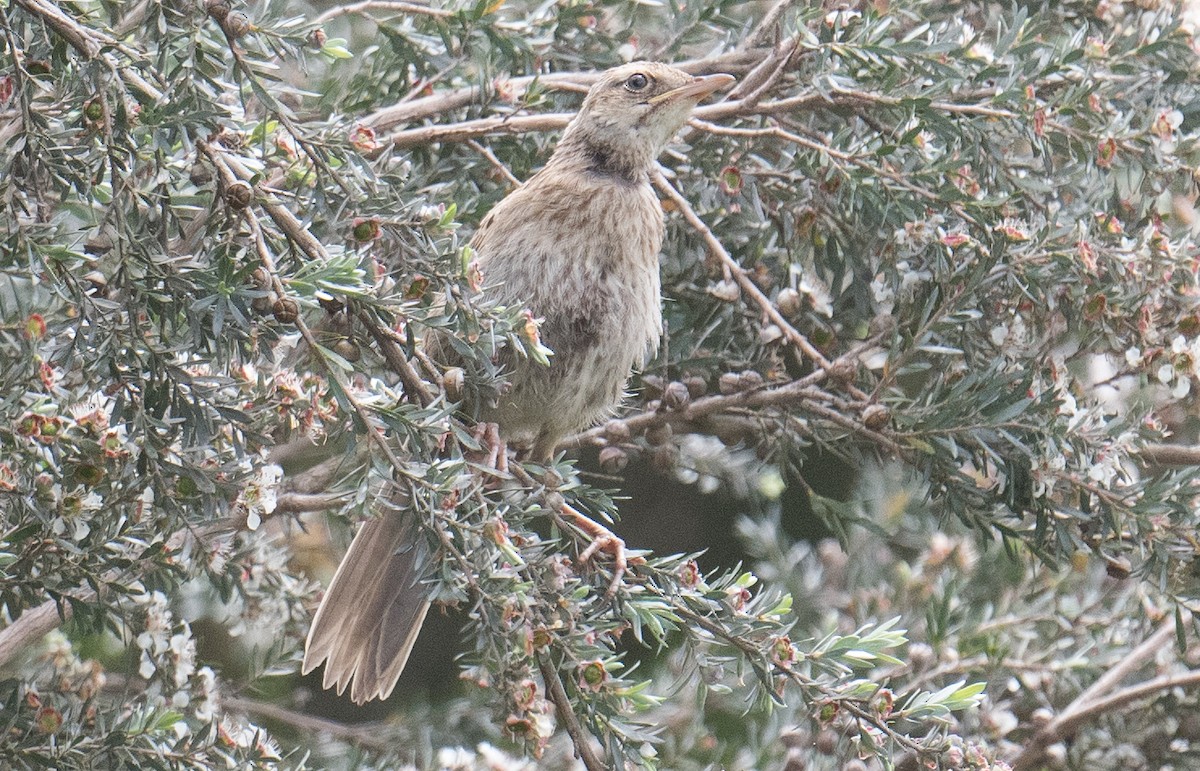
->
[624, 73, 650, 92]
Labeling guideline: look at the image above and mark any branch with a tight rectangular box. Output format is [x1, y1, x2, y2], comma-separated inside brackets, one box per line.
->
[13, 0, 99, 58]
[11, 0, 163, 101]
[537, 651, 606, 771]
[274, 491, 351, 513]
[363, 49, 769, 132]
[1010, 619, 1179, 770]
[652, 170, 871, 405]
[1136, 443, 1200, 467]
[0, 596, 80, 669]
[314, 0, 452, 24]
[223, 695, 393, 751]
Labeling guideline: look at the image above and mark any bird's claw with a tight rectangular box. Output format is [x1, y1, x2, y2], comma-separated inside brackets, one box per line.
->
[469, 422, 508, 476]
[563, 503, 628, 597]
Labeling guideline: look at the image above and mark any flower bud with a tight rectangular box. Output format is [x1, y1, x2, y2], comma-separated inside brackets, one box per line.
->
[443, 367, 465, 402]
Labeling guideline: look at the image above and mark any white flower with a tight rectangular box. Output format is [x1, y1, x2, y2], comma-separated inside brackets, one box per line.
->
[1125, 346, 1142, 367]
[1157, 363, 1175, 384]
[798, 274, 833, 317]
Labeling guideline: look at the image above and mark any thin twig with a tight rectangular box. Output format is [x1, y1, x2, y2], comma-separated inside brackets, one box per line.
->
[357, 309, 435, 406]
[536, 651, 606, 771]
[467, 139, 522, 188]
[275, 491, 352, 513]
[314, 0, 452, 24]
[653, 170, 868, 400]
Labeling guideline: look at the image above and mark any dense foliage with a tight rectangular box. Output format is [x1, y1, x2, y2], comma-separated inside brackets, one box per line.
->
[2, 0, 1200, 767]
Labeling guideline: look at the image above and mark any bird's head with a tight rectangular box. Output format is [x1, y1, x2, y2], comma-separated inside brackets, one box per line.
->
[555, 62, 735, 182]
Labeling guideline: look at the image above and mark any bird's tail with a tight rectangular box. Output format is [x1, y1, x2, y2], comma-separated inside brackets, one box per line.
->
[302, 509, 431, 704]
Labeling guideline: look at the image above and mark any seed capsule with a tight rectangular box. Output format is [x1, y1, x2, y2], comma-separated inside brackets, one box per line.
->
[222, 10, 253, 38]
[738, 369, 764, 390]
[662, 381, 690, 410]
[644, 422, 672, 446]
[602, 419, 631, 444]
[443, 367, 465, 402]
[598, 446, 629, 473]
[271, 297, 299, 324]
[333, 339, 361, 363]
[862, 404, 890, 430]
[189, 161, 212, 186]
[225, 180, 253, 209]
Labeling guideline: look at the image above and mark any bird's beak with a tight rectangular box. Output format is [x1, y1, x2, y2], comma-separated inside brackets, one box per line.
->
[648, 73, 736, 105]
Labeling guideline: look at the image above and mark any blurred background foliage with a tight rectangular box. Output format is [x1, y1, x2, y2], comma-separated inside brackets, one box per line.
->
[2, 0, 1200, 767]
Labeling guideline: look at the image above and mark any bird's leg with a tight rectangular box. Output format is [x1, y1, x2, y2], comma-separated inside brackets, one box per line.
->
[561, 501, 627, 597]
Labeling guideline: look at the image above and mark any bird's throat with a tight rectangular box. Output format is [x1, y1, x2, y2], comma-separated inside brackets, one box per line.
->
[581, 143, 645, 185]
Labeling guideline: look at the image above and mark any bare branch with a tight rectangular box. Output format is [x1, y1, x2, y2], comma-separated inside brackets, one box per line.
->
[1010, 619, 1180, 770]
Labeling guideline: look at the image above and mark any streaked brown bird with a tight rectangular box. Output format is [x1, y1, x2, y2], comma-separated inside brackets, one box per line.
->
[303, 61, 735, 704]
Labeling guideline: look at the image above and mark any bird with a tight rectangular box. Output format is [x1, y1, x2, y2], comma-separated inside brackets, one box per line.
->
[302, 61, 735, 704]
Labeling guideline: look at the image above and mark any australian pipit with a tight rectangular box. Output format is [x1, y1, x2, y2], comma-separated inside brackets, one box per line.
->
[303, 61, 734, 704]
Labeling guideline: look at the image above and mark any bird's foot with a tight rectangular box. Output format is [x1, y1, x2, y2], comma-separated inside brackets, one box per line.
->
[562, 502, 628, 597]
[468, 422, 508, 477]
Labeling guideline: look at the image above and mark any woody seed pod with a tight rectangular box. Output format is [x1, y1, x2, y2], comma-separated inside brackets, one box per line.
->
[333, 339, 361, 363]
[204, 0, 230, 21]
[644, 422, 672, 446]
[862, 404, 890, 430]
[828, 357, 858, 384]
[662, 381, 690, 410]
[598, 446, 629, 473]
[189, 161, 212, 186]
[641, 374, 665, 400]
[738, 369, 764, 390]
[443, 367, 465, 402]
[602, 419, 631, 444]
[225, 180, 252, 209]
[271, 297, 299, 324]
[222, 10, 253, 38]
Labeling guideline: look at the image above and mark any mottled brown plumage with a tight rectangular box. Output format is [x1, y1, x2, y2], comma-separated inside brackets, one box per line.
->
[303, 62, 734, 704]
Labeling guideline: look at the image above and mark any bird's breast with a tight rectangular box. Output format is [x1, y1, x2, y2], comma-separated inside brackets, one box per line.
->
[478, 174, 665, 363]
